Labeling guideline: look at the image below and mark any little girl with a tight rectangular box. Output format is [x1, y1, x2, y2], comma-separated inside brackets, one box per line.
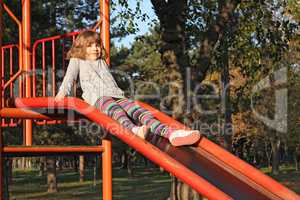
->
[55, 30, 200, 146]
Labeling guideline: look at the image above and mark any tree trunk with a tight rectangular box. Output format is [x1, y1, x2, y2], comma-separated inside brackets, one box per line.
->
[8, 159, 12, 184]
[21, 157, 26, 170]
[79, 155, 85, 182]
[294, 154, 298, 171]
[39, 157, 45, 176]
[121, 150, 128, 169]
[93, 156, 97, 186]
[220, 27, 233, 152]
[143, 156, 148, 166]
[167, 176, 177, 200]
[58, 157, 63, 171]
[283, 142, 289, 164]
[127, 149, 137, 177]
[19, 157, 31, 169]
[151, 1, 240, 199]
[3, 159, 9, 200]
[271, 139, 281, 175]
[12, 158, 17, 169]
[195, 0, 241, 83]
[17, 158, 22, 169]
[151, 0, 187, 119]
[264, 140, 271, 168]
[151, 1, 198, 198]
[96, 155, 102, 179]
[167, 177, 202, 200]
[46, 156, 57, 193]
[73, 156, 78, 172]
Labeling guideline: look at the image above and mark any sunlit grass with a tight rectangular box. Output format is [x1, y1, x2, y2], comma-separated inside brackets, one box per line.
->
[260, 165, 300, 194]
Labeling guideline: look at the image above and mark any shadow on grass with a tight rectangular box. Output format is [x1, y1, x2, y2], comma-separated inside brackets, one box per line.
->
[10, 165, 300, 199]
[10, 166, 171, 200]
[261, 166, 300, 194]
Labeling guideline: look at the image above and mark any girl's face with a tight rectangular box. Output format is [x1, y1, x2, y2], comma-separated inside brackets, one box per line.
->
[85, 42, 101, 60]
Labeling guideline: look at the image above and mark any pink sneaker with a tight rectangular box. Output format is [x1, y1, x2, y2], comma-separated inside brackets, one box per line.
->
[131, 125, 148, 139]
[169, 130, 201, 146]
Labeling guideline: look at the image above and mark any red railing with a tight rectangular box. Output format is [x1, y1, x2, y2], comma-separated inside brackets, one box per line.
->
[1, 21, 102, 127]
[32, 32, 79, 98]
[1, 45, 21, 127]
[31, 32, 79, 125]
[0, 1, 24, 128]
[1, 2, 23, 91]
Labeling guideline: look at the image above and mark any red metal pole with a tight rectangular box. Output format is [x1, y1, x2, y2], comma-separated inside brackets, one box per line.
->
[42, 42, 46, 96]
[22, 0, 32, 146]
[102, 139, 112, 200]
[100, 1, 112, 200]
[0, 3, 4, 199]
[52, 41, 56, 96]
[101, 0, 110, 65]
[4, 146, 104, 154]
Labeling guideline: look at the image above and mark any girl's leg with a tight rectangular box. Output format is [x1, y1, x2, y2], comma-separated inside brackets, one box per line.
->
[115, 98, 201, 146]
[96, 97, 147, 138]
[115, 98, 174, 138]
[96, 96, 136, 129]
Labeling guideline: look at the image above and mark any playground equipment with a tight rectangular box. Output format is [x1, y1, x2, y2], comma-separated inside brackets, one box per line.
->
[0, 1, 300, 200]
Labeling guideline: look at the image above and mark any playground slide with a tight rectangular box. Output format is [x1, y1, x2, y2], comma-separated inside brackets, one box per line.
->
[11, 97, 299, 200]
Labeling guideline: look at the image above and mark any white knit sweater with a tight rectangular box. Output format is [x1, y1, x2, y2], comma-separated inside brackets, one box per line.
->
[58, 58, 125, 106]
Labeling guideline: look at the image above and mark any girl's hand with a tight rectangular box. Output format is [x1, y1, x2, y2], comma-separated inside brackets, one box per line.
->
[54, 91, 65, 102]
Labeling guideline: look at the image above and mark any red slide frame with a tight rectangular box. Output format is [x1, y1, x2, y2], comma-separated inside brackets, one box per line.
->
[9, 97, 300, 200]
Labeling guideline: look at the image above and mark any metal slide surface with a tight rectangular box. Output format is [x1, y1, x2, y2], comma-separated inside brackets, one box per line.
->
[10, 97, 300, 200]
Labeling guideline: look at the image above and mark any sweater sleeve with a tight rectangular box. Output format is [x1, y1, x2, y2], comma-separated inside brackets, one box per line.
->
[58, 58, 80, 96]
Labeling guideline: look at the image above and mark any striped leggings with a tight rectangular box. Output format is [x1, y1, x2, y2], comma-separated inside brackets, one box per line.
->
[95, 96, 174, 137]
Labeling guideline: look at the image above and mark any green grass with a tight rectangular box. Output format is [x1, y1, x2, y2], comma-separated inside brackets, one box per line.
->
[8, 165, 299, 199]
[260, 165, 300, 194]
[9, 166, 171, 200]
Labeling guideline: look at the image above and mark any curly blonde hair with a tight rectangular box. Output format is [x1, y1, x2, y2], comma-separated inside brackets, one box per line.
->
[66, 30, 106, 60]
